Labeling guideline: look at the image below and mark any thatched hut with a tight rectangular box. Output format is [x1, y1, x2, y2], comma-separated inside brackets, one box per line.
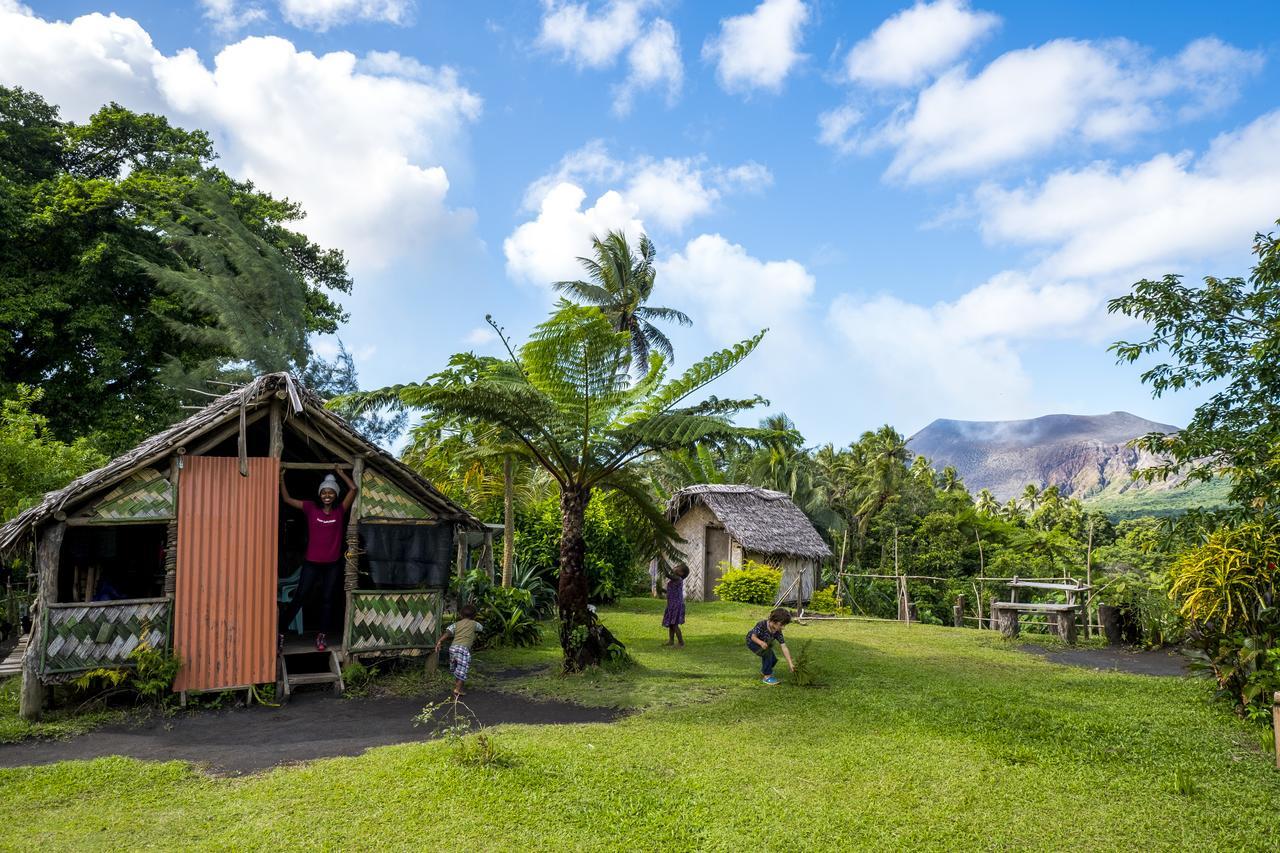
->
[666, 485, 831, 602]
[0, 373, 482, 718]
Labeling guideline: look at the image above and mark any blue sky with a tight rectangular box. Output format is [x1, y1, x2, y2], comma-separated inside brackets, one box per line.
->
[4, 0, 1279, 445]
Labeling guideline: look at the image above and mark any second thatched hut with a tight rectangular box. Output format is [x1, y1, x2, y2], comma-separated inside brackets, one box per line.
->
[666, 485, 831, 602]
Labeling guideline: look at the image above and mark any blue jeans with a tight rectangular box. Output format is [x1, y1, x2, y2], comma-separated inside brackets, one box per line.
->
[747, 639, 776, 675]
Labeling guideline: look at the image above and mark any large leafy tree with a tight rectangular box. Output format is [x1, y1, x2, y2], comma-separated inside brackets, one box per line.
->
[0, 87, 350, 451]
[1109, 220, 1280, 512]
[554, 231, 691, 369]
[348, 303, 765, 669]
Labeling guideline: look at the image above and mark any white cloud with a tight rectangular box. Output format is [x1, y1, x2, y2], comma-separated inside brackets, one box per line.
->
[816, 104, 863, 155]
[537, 0, 651, 68]
[537, 1, 682, 115]
[875, 36, 1262, 182]
[503, 183, 646, 285]
[200, 0, 268, 33]
[0, 6, 168, 120]
[702, 0, 809, 95]
[521, 142, 771, 233]
[829, 272, 1107, 418]
[662, 234, 814, 344]
[278, 0, 414, 32]
[614, 19, 682, 116]
[844, 0, 999, 88]
[974, 110, 1280, 280]
[0, 5, 481, 272]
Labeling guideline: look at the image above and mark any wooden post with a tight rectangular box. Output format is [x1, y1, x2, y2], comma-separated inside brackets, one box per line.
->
[268, 400, 283, 460]
[502, 456, 514, 588]
[953, 594, 966, 628]
[995, 605, 1019, 639]
[989, 599, 1000, 632]
[1084, 517, 1094, 639]
[342, 457, 364, 657]
[1273, 692, 1279, 770]
[456, 533, 467, 583]
[1055, 610, 1078, 645]
[480, 531, 495, 582]
[20, 521, 66, 720]
[164, 456, 181, 599]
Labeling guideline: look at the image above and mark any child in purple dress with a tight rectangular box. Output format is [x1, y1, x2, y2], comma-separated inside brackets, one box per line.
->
[661, 563, 689, 647]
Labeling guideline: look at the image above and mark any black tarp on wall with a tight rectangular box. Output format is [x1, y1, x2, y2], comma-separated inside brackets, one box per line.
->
[359, 523, 453, 588]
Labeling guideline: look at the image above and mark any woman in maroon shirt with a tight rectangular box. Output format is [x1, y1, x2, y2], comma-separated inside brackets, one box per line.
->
[279, 466, 357, 651]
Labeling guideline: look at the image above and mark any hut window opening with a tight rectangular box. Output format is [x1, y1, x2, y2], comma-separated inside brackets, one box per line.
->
[58, 524, 167, 603]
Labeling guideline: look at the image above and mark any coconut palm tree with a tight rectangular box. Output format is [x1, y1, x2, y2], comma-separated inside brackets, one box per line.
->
[554, 230, 691, 369]
[347, 302, 764, 669]
[975, 488, 1000, 516]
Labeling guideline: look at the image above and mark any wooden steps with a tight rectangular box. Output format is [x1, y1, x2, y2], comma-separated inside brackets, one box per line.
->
[276, 646, 343, 701]
[0, 635, 29, 677]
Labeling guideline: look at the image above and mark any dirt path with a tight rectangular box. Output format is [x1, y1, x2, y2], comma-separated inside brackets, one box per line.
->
[1020, 644, 1190, 677]
[0, 686, 619, 775]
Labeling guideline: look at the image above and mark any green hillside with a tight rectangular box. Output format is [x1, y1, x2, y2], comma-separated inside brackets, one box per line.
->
[1083, 478, 1232, 521]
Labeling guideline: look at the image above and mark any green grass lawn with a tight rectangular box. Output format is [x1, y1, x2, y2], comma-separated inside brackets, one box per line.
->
[1, 598, 1278, 850]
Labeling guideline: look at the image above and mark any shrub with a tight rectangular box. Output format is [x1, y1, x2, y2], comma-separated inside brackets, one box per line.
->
[808, 585, 848, 615]
[453, 569, 543, 648]
[513, 492, 647, 604]
[714, 562, 781, 605]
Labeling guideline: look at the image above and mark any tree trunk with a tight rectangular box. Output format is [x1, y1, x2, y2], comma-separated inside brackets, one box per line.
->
[558, 486, 613, 671]
[502, 456, 514, 588]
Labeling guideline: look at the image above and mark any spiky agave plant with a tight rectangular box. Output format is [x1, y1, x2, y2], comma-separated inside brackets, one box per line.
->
[341, 301, 766, 670]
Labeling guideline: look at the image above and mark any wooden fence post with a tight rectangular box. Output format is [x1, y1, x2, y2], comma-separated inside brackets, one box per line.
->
[20, 521, 66, 720]
[953, 594, 965, 628]
[1273, 692, 1279, 770]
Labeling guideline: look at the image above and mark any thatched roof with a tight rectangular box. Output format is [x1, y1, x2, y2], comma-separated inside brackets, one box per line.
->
[0, 373, 481, 552]
[667, 484, 831, 560]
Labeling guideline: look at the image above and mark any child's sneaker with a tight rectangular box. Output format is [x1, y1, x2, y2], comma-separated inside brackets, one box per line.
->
[762, 675, 779, 685]
[315, 632, 327, 652]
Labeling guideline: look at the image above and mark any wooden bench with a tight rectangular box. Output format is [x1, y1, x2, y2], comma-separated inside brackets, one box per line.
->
[993, 578, 1090, 644]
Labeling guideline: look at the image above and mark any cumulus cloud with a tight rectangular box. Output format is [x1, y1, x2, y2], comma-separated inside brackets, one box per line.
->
[974, 110, 1280, 280]
[200, 0, 268, 33]
[662, 234, 815, 344]
[537, 1, 683, 115]
[702, 0, 809, 95]
[875, 36, 1262, 182]
[0, 5, 481, 272]
[845, 0, 998, 88]
[278, 0, 414, 32]
[828, 272, 1110, 418]
[614, 19, 682, 116]
[521, 141, 772, 233]
[503, 183, 646, 285]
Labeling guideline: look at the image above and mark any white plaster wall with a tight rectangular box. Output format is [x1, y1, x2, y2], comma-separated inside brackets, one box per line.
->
[672, 504, 717, 601]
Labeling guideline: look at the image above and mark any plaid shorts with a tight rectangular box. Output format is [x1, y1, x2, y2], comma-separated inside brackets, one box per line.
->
[449, 645, 472, 681]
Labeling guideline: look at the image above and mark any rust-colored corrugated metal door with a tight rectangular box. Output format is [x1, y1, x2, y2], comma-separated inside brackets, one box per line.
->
[174, 456, 278, 692]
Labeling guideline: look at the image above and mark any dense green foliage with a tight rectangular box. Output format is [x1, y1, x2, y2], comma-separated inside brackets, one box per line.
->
[712, 562, 782, 604]
[512, 492, 647, 603]
[0, 387, 105, 521]
[4, 601, 1278, 848]
[0, 87, 350, 452]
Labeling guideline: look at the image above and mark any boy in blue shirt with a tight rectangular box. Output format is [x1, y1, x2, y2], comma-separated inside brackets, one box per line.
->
[746, 608, 795, 685]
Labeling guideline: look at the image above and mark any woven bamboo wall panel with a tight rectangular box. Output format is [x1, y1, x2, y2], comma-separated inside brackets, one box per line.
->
[90, 468, 174, 522]
[359, 473, 433, 520]
[43, 599, 170, 674]
[348, 591, 440, 651]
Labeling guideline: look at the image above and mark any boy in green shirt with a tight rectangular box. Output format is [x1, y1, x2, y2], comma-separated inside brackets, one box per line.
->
[435, 603, 483, 698]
